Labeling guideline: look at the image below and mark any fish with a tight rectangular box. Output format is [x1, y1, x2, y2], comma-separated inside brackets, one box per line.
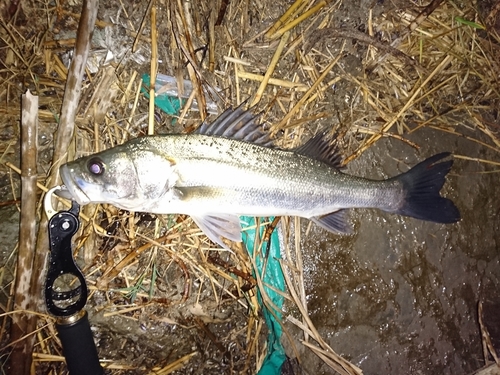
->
[59, 106, 460, 249]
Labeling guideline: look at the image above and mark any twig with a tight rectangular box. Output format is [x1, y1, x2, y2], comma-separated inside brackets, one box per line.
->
[306, 27, 418, 69]
[97, 234, 171, 288]
[172, 0, 207, 120]
[132, 0, 154, 53]
[478, 301, 500, 365]
[280, 260, 363, 375]
[148, 351, 197, 374]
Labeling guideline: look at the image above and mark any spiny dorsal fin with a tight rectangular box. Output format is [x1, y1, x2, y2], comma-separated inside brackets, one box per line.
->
[195, 103, 273, 146]
[294, 132, 343, 169]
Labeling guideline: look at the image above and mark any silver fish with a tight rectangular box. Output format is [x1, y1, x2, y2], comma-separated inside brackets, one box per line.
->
[59, 106, 460, 248]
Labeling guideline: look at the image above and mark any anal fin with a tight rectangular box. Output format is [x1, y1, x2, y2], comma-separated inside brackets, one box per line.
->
[311, 209, 352, 234]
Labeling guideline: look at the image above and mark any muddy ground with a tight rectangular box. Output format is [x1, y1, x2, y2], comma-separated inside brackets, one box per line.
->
[284, 128, 500, 374]
[1, 0, 499, 374]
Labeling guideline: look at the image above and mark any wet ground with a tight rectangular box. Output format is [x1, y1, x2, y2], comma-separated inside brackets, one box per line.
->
[2, 127, 497, 374]
[1, 0, 500, 374]
[286, 127, 500, 374]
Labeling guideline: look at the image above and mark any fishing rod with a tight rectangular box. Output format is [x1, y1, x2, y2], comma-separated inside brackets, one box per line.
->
[44, 187, 104, 375]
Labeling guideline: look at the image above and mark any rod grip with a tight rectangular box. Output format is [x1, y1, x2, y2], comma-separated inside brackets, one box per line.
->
[56, 311, 104, 375]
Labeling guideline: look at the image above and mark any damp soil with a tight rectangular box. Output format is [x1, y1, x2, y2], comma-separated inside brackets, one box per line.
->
[2, 126, 498, 375]
[1, 0, 499, 374]
[284, 127, 500, 374]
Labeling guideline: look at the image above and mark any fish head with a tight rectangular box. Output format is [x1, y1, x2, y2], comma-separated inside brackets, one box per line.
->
[60, 140, 177, 211]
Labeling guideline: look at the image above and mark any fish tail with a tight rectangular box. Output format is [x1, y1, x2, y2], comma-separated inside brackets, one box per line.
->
[393, 152, 460, 223]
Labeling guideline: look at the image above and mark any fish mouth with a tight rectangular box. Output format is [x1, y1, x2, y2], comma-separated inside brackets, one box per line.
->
[59, 164, 91, 205]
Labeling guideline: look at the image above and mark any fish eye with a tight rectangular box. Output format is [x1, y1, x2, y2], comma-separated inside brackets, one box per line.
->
[87, 157, 105, 175]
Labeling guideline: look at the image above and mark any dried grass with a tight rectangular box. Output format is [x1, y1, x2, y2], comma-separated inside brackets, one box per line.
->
[1, 0, 499, 373]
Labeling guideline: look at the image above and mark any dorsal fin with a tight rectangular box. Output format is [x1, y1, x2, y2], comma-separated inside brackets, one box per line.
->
[294, 132, 343, 169]
[195, 103, 273, 146]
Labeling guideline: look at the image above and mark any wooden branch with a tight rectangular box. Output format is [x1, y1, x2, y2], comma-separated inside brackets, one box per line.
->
[23, 2, 99, 374]
[9, 90, 38, 375]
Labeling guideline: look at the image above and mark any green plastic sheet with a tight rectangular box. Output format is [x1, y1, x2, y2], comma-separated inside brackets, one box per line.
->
[142, 79, 287, 373]
[241, 217, 286, 374]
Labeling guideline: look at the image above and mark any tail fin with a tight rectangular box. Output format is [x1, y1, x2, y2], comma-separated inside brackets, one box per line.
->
[394, 152, 460, 223]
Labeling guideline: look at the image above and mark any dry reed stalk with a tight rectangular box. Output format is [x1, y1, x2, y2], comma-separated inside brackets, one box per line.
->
[454, 155, 500, 168]
[237, 70, 309, 91]
[468, 364, 500, 375]
[172, 0, 207, 120]
[3, 0, 497, 372]
[23, 3, 98, 374]
[9, 90, 38, 375]
[122, 75, 143, 143]
[147, 351, 198, 374]
[280, 258, 363, 375]
[0, 311, 53, 349]
[269, 0, 327, 40]
[265, 0, 308, 39]
[366, 0, 444, 72]
[273, 222, 361, 374]
[96, 233, 171, 288]
[251, 31, 290, 106]
[346, 54, 453, 164]
[352, 126, 420, 150]
[208, 6, 216, 73]
[120, 231, 249, 309]
[351, 0, 500, 167]
[245, 318, 264, 373]
[223, 55, 252, 66]
[132, 0, 153, 53]
[148, 1, 157, 136]
[57, 10, 112, 28]
[178, 86, 197, 125]
[478, 301, 500, 366]
[84, 66, 119, 119]
[273, 43, 344, 133]
[305, 76, 341, 104]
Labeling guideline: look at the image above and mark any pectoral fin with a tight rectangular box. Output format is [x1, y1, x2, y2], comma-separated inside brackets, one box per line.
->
[311, 209, 352, 234]
[191, 214, 242, 249]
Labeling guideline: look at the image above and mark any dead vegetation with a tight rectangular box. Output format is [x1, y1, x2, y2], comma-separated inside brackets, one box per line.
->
[1, 0, 499, 374]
